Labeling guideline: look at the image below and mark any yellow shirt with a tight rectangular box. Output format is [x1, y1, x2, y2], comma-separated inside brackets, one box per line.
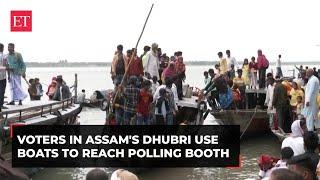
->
[317, 94, 320, 107]
[219, 58, 227, 74]
[233, 77, 245, 87]
[289, 89, 304, 106]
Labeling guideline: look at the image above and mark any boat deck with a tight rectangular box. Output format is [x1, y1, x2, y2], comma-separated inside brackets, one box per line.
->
[0, 98, 78, 124]
[176, 96, 200, 109]
[2, 100, 63, 113]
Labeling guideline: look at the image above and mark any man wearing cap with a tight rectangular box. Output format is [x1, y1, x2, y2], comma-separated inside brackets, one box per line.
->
[303, 69, 320, 131]
[144, 43, 160, 80]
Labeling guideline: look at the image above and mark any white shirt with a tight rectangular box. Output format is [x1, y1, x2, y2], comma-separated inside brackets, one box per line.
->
[281, 136, 305, 156]
[0, 52, 6, 80]
[265, 84, 275, 111]
[77, 92, 86, 103]
[153, 84, 178, 110]
[144, 51, 159, 79]
[226, 56, 239, 70]
[276, 58, 281, 68]
[151, 81, 159, 94]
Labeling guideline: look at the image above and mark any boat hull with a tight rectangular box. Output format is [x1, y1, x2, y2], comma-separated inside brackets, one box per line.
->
[205, 110, 270, 136]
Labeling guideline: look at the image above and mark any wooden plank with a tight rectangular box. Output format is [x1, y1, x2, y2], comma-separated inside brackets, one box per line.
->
[245, 89, 266, 94]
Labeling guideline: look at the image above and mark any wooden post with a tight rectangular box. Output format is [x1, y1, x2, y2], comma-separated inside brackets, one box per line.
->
[74, 73, 78, 103]
[112, 4, 154, 105]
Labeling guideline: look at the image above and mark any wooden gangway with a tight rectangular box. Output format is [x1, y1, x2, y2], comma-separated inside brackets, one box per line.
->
[0, 98, 76, 125]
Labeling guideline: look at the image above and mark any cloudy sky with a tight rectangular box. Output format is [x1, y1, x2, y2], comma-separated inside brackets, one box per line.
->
[0, 0, 320, 62]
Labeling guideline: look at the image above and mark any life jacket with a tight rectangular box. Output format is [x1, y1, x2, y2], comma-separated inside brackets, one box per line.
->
[115, 54, 125, 75]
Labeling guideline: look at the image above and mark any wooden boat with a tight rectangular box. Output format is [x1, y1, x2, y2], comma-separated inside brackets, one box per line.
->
[206, 108, 270, 136]
[0, 97, 82, 177]
[272, 129, 290, 142]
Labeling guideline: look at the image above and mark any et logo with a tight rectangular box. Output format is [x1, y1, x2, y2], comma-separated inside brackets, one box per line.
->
[11, 10, 32, 32]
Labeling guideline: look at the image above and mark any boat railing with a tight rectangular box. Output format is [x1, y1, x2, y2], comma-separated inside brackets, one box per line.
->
[0, 97, 75, 126]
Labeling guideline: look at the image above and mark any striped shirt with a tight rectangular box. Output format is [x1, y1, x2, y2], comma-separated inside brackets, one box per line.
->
[0, 53, 7, 80]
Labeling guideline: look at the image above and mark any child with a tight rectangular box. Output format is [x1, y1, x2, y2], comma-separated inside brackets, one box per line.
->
[214, 64, 220, 75]
[232, 84, 241, 109]
[34, 78, 43, 100]
[114, 82, 124, 125]
[155, 88, 170, 125]
[228, 64, 236, 80]
[203, 71, 210, 86]
[46, 77, 57, 100]
[136, 80, 153, 125]
[296, 95, 303, 116]
[249, 56, 258, 89]
[28, 78, 37, 101]
[242, 58, 250, 88]
[151, 76, 159, 94]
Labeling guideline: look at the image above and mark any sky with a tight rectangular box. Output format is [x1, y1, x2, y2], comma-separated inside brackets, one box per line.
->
[0, 0, 320, 62]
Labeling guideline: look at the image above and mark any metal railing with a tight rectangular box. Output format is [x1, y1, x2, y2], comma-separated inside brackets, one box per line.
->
[0, 97, 75, 126]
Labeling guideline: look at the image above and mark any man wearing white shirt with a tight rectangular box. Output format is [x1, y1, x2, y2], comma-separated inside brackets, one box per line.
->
[226, 50, 239, 71]
[0, 43, 7, 112]
[276, 54, 283, 77]
[144, 43, 160, 80]
[303, 69, 320, 131]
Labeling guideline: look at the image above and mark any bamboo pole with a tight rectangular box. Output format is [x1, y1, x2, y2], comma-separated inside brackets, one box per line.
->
[112, 3, 154, 105]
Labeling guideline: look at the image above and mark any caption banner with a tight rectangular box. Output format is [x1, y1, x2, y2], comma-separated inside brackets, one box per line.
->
[12, 125, 240, 167]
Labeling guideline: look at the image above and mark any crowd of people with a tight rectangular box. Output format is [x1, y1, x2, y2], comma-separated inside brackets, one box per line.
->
[109, 43, 186, 125]
[201, 49, 320, 134]
[0, 43, 72, 114]
[255, 121, 320, 180]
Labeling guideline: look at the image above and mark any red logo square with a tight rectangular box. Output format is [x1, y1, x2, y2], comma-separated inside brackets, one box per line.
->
[11, 10, 32, 32]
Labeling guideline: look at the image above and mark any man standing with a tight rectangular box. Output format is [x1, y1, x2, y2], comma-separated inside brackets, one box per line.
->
[0, 43, 7, 111]
[257, 49, 269, 88]
[218, 52, 227, 75]
[111, 44, 127, 86]
[276, 54, 283, 77]
[140, 45, 150, 67]
[126, 48, 143, 78]
[6, 43, 27, 105]
[144, 43, 160, 80]
[272, 77, 291, 132]
[226, 50, 239, 71]
[303, 69, 319, 131]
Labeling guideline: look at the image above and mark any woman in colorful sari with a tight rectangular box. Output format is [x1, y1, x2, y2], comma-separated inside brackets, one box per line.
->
[161, 62, 176, 84]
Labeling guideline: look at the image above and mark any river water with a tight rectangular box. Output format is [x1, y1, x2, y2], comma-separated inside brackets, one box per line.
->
[17, 65, 297, 179]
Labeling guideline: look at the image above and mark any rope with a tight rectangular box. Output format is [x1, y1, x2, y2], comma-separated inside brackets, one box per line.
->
[240, 107, 258, 140]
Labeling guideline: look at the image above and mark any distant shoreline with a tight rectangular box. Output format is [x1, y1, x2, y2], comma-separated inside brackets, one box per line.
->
[25, 61, 320, 67]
